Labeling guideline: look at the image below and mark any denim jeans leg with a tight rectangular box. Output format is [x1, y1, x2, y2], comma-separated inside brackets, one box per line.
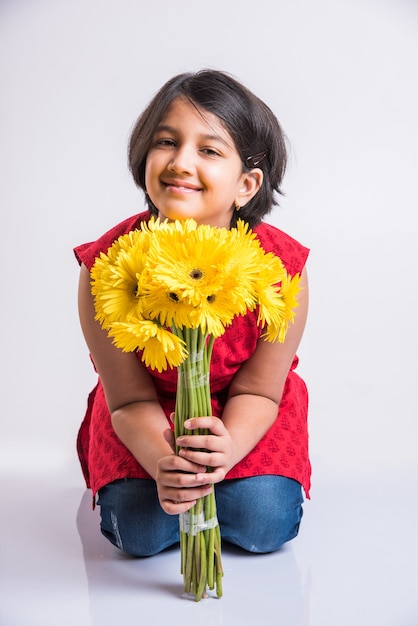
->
[97, 478, 179, 557]
[214, 475, 304, 553]
[97, 475, 303, 557]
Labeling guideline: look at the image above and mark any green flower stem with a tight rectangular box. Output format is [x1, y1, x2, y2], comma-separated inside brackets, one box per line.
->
[173, 325, 223, 601]
[205, 491, 215, 589]
[184, 526, 194, 591]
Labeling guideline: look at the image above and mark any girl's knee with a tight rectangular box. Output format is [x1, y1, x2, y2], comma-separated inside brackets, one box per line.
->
[216, 475, 304, 553]
[100, 520, 176, 557]
[97, 479, 179, 557]
[267, 505, 303, 551]
[227, 506, 303, 553]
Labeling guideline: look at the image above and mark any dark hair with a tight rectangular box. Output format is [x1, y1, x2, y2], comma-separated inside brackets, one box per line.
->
[128, 69, 288, 228]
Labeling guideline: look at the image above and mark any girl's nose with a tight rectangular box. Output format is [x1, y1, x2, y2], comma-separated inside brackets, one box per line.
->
[167, 145, 194, 174]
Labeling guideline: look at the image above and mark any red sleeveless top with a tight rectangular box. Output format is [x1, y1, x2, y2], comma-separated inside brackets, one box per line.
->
[74, 212, 311, 499]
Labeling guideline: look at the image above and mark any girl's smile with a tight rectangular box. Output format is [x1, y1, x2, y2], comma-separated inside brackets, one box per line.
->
[162, 178, 203, 194]
[145, 97, 262, 228]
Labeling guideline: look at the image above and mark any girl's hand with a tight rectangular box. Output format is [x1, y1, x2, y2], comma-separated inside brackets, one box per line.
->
[155, 452, 214, 515]
[176, 416, 234, 482]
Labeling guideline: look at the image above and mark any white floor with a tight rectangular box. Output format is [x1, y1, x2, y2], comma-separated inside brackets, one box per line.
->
[1, 459, 417, 626]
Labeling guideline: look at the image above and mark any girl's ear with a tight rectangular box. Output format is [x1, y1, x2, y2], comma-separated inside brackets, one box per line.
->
[235, 168, 263, 208]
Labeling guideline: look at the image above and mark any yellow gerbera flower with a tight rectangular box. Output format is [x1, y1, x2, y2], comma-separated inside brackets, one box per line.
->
[221, 222, 269, 316]
[261, 272, 301, 343]
[279, 272, 301, 322]
[108, 319, 188, 372]
[145, 222, 229, 304]
[91, 229, 150, 328]
[187, 299, 231, 337]
[141, 215, 197, 236]
[141, 283, 196, 329]
[145, 219, 263, 333]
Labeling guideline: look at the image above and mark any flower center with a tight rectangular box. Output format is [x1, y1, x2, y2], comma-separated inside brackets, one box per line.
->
[189, 268, 204, 280]
[207, 295, 216, 304]
[168, 292, 179, 302]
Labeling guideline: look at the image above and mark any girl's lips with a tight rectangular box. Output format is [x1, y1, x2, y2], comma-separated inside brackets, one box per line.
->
[162, 179, 202, 193]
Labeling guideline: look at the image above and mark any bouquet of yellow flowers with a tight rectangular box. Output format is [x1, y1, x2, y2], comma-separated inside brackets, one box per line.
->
[90, 216, 301, 601]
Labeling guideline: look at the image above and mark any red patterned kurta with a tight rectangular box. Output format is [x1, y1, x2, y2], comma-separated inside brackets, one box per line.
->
[74, 211, 311, 500]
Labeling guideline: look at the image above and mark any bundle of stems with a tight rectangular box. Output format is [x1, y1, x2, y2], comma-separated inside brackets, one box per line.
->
[173, 326, 223, 601]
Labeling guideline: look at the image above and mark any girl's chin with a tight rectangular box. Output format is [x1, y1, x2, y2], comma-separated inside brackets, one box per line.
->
[156, 206, 234, 228]
[157, 208, 199, 223]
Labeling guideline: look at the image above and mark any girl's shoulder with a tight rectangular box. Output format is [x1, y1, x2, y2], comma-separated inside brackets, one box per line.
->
[74, 211, 150, 270]
[254, 221, 310, 276]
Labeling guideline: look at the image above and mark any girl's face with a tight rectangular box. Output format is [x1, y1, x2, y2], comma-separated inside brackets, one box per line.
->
[145, 97, 262, 229]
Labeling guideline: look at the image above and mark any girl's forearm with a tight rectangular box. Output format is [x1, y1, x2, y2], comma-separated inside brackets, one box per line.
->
[111, 400, 174, 479]
[220, 393, 279, 471]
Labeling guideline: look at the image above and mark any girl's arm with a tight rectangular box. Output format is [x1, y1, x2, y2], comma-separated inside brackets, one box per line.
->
[78, 263, 213, 512]
[176, 267, 309, 478]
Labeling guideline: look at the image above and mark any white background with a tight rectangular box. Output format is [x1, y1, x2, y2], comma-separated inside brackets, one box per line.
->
[1, 2, 418, 625]
[1, 0, 416, 478]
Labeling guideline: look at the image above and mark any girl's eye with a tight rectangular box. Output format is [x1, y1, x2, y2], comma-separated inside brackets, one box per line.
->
[155, 138, 176, 147]
[201, 147, 220, 157]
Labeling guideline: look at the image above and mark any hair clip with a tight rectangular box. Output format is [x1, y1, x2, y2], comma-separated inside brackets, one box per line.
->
[245, 151, 267, 167]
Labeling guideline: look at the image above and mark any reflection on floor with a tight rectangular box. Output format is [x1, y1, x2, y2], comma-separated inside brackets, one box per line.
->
[1, 460, 417, 626]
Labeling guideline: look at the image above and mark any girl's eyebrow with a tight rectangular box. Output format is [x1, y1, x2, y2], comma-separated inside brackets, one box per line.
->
[155, 124, 229, 146]
[155, 124, 176, 134]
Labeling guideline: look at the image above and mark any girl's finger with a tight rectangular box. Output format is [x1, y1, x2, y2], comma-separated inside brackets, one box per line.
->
[183, 416, 226, 435]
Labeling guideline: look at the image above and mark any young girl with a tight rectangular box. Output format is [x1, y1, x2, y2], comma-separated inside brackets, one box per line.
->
[75, 69, 310, 557]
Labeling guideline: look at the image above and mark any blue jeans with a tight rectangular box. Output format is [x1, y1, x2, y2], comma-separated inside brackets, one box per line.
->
[97, 475, 304, 557]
